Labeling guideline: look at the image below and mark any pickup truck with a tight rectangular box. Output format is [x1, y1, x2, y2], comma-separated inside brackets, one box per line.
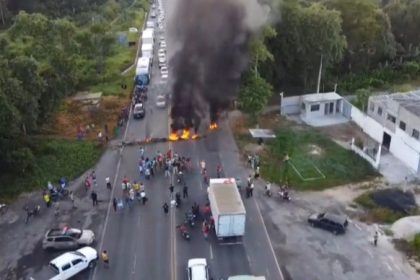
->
[47, 246, 98, 280]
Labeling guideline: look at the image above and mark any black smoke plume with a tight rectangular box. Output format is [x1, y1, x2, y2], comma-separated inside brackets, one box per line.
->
[168, 0, 267, 132]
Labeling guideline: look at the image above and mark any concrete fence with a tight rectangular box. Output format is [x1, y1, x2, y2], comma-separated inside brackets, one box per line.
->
[280, 96, 301, 116]
[350, 138, 381, 169]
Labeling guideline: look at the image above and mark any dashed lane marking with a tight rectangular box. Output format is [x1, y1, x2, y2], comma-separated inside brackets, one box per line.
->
[209, 244, 213, 260]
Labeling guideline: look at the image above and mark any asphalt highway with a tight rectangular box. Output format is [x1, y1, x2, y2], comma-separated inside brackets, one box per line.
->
[91, 4, 284, 279]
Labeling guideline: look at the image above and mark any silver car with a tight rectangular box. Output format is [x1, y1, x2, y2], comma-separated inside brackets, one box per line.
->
[43, 227, 95, 250]
[156, 95, 167, 108]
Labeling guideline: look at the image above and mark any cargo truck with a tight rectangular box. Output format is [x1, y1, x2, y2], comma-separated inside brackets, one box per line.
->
[228, 276, 266, 280]
[208, 178, 246, 241]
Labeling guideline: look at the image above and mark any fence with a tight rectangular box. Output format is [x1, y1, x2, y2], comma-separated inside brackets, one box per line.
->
[350, 138, 381, 169]
[280, 96, 301, 116]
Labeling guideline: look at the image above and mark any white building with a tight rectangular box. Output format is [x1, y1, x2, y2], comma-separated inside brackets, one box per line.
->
[366, 91, 420, 173]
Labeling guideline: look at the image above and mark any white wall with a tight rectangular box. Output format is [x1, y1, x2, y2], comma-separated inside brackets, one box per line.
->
[390, 128, 420, 172]
[281, 96, 301, 115]
[351, 105, 384, 143]
[308, 103, 325, 118]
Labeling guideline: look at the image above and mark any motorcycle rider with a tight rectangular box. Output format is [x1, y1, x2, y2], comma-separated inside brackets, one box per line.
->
[265, 182, 272, 197]
[175, 192, 181, 207]
[105, 177, 112, 190]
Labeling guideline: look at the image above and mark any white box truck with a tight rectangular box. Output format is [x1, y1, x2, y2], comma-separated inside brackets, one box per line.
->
[208, 178, 246, 240]
[142, 28, 154, 45]
[141, 43, 154, 58]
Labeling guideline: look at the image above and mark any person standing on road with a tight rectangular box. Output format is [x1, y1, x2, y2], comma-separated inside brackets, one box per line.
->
[69, 191, 75, 208]
[163, 202, 169, 214]
[84, 176, 91, 192]
[101, 250, 109, 267]
[43, 191, 51, 208]
[91, 170, 97, 187]
[91, 190, 98, 206]
[183, 184, 188, 198]
[254, 166, 260, 179]
[373, 230, 379, 246]
[169, 184, 174, 195]
[112, 197, 118, 212]
[141, 190, 147, 205]
[249, 183, 254, 197]
[164, 162, 170, 177]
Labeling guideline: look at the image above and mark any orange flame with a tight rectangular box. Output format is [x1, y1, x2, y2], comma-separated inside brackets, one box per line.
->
[169, 132, 179, 141]
[192, 133, 199, 140]
[180, 129, 190, 140]
[209, 123, 218, 130]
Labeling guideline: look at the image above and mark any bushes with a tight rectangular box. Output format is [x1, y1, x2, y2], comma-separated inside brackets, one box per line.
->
[338, 61, 420, 93]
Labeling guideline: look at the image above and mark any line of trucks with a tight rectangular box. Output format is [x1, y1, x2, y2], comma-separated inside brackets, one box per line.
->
[134, 21, 155, 87]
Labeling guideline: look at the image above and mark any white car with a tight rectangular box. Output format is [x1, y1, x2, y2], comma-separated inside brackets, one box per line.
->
[128, 27, 138, 33]
[187, 258, 209, 280]
[159, 35, 165, 41]
[158, 48, 166, 55]
[161, 73, 168, 80]
[160, 41, 167, 48]
[161, 66, 168, 75]
[48, 246, 98, 280]
[156, 95, 167, 108]
[158, 55, 166, 64]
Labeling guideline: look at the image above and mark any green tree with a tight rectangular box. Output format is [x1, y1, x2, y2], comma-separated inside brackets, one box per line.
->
[239, 70, 273, 121]
[263, 0, 346, 91]
[325, 0, 396, 71]
[354, 88, 370, 111]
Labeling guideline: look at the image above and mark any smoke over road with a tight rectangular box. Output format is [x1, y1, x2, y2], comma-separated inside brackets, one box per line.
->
[167, 0, 270, 132]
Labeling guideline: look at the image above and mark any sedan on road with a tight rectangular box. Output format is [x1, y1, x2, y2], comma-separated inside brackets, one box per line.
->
[187, 258, 209, 280]
[160, 41, 167, 48]
[160, 66, 168, 76]
[42, 227, 95, 250]
[133, 103, 146, 119]
[158, 54, 166, 64]
[156, 94, 167, 108]
[308, 212, 348, 235]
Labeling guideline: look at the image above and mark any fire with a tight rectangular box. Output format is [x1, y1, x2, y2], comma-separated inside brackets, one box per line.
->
[169, 132, 179, 141]
[180, 129, 190, 140]
[209, 123, 218, 130]
[192, 133, 199, 140]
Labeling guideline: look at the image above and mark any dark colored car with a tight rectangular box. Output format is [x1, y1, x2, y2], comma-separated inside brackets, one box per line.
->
[133, 103, 146, 119]
[308, 212, 348, 235]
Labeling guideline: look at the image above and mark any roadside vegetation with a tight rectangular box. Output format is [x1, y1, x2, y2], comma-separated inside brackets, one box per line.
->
[233, 116, 377, 191]
[394, 233, 420, 272]
[0, 0, 147, 201]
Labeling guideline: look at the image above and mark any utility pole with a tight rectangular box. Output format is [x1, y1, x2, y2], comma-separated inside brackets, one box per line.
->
[316, 55, 323, 94]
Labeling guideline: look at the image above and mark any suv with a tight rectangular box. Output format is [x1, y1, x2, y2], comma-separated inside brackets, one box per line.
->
[43, 227, 95, 250]
[308, 212, 348, 235]
[48, 246, 98, 280]
[133, 103, 146, 119]
[187, 258, 209, 280]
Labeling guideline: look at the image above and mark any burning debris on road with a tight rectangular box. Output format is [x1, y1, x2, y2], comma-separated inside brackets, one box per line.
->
[166, 0, 270, 138]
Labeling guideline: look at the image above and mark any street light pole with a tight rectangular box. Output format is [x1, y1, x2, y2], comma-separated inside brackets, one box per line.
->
[316, 55, 323, 94]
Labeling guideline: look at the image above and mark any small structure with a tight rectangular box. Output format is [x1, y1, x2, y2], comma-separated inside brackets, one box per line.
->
[249, 129, 276, 145]
[72, 92, 102, 111]
[281, 92, 348, 127]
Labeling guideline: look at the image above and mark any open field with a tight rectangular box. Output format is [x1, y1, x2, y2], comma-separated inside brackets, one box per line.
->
[233, 114, 378, 190]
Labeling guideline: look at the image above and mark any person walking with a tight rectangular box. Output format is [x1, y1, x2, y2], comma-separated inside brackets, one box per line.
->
[91, 170, 97, 187]
[145, 168, 151, 180]
[84, 176, 91, 192]
[373, 230, 379, 246]
[112, 197, 118, 212]
[91, 190, 98, 206]
[164, 163, 170, 177]
[169, 184, 174, 195]
[249, 183, 254, 197]
[254, 166, 260, 179]
[141, 191, 147, 205]
[183, 184, 188, 198]
[43, 191, 51, 208]
[163, 202, 169, 214]
[101, 250, 109, 267]
[245, 186, 251, 198]
[69, 191, 75, 208]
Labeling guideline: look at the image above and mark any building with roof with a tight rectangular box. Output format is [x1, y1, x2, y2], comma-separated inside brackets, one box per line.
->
[367, 91, 420, 173]
[281, 92, 349, 127]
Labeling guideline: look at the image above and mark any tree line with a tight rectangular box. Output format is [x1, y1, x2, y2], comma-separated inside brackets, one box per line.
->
[239, 0, 420, 118]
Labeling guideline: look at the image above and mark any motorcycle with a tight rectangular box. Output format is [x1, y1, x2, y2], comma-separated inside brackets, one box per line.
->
[278, 190, 291, 201]
[185, 211, 196, 227]
[24, 205, 41, 224]
[177, 225, 191, 241]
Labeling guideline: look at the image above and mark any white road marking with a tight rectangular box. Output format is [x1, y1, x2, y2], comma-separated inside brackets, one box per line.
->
[209, 244, 213, 259]
[131, 254, 137, 275]
[266, 268, 271, 278]
[253, 199, 285, 280]
[366, 249, 374, 259]
[354, 223, 362, 231]
[385, 262, 393, 271]
[91, 101, 133, 280]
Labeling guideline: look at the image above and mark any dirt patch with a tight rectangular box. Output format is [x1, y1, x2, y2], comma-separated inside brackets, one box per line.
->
[317, 121, 372, 143]
[45, 96, 130, 140]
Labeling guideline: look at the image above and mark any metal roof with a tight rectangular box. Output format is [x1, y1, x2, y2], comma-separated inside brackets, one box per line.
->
[370, 90, 420, 117]
[302, 92, 342, 103]
[249, 129, 276, 139]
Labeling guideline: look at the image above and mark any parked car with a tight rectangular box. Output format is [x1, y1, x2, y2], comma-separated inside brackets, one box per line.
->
[156, 95, 167, 108]
[161, 73, 168, 80]
[158, 54, 166, 64]
[133, 103, 146, 119]
[160, 41, 167, 48]
[48, 246, 98, 280]
[187, 258, 209, 280]
[307, 212, 348, 235]
[42, 227, 95, 250]
[151, 11, 157, 18]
